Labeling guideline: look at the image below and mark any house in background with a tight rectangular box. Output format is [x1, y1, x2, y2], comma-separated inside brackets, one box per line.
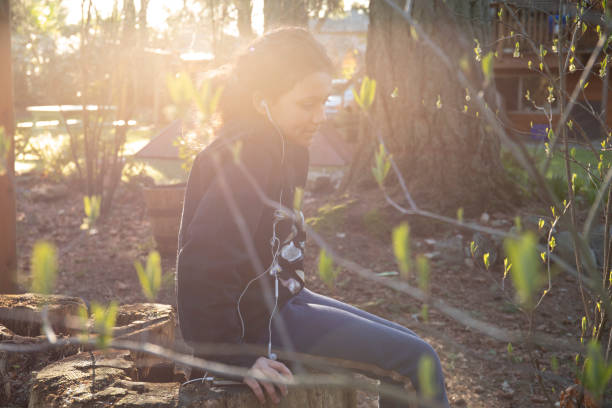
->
[492, 0, 610, 140]
[134, 120, 353, 188]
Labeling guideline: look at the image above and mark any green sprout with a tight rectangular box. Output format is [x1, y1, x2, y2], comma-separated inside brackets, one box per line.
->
[392, 223, 411, 279]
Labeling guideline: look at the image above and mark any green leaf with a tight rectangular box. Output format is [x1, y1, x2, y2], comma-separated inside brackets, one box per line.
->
[481, 52, 494, 84]
[456, 207, 464, 223]
[538, 218, 545, 229]
[372, 143, 391, 187]
[551, 355, 559, 373]
[410, 26, 419, 41]
[83, 196, 91, 219]
[392, 223, 411, 279]
[514, 216, 522, 232]
[134, 251, 162, 302]
[352, 86, 362, 110]
[318, 249, 338, 289]
[483, 253, 490, 270]
[503, 257, 512, 279]
[418, 355, 437, 400]
[504, 232, 543, 308]
[549, 235, 557, 251]
[91, 302, 118, 349]
[30, 241, 58, 295]
[583, 340, 612, 400]
[507, 342, 513, 356]
[420, 304, 429, 323]
[473, 38, 482, 61]
[293, 187, 304, 212]
[599, 55, 608, 78]
[365, 78, 377, 109]
[470, 241, 478, 257]
[513, 42, 520, 58]
[82, 195, 101, 229]
[417, 255, 430, 294]
[354, 76, 377, 111]
[390, 87, 399, 99]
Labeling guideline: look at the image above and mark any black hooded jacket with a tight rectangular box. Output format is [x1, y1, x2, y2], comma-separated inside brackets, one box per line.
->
[176, 119, 309, 369]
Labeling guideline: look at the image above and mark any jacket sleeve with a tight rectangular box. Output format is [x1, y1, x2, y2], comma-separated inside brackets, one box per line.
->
[177, 144, 274, 371]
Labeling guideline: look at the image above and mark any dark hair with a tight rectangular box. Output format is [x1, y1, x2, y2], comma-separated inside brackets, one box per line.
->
[214, 27, 334, 126]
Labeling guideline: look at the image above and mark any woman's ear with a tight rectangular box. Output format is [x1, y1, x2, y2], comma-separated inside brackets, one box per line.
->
[252, 92, 266, 115]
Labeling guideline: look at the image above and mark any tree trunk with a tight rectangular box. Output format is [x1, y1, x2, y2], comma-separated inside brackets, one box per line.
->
[356, 0, 510, 212]
[0, 0, 16, 293]
[264, 0, 308, 31]
[237, 0, 253, 39]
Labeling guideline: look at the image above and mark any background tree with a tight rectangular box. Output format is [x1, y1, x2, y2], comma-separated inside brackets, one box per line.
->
[236, 0, 253, 39]
[0, 0, 16, 293]
[347, 0, 511, 211]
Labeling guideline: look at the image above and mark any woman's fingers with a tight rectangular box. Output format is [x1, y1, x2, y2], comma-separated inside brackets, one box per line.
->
[243, 376, 266, 405]
[268, 360, 294, 382]
[263, 365, 288, 397]
[259, 367, 282, 404]
[244, 357, 293, 404]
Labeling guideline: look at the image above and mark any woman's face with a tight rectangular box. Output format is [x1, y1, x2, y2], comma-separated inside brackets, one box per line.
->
[265, 71, 333, 147]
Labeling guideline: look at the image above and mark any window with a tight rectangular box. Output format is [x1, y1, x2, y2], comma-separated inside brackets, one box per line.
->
[495, 74, 558, 113]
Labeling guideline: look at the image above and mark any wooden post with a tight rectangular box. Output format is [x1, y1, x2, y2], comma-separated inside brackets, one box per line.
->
[0, 0, 17, 293]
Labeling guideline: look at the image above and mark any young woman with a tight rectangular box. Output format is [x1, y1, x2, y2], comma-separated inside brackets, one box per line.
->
[176, 28, 450, 408]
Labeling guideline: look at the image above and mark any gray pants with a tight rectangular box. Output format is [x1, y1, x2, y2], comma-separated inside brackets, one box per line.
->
[257, 288, 450, 408]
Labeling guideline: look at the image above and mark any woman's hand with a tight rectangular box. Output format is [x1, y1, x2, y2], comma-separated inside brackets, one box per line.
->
[243, 356, 293, 405]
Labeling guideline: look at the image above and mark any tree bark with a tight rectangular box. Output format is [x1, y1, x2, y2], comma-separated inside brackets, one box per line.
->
[354, 0, 510, 211]
[0, 0, 16, 293]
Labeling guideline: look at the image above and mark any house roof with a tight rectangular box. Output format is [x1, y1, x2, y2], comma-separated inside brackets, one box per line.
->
[135, 120, 353, 167]
[134, 120, 182, 159]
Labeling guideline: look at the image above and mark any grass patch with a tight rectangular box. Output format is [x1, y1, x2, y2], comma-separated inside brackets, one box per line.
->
[502, 143, 611, 205]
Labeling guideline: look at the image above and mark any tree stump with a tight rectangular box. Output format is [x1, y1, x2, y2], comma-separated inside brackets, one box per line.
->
[0, 293, 86, 338]
[112, 303, 176, 380]
[30, 349, 357, 408]
[180, 381, 358, 407]
[0, 293, 86, 407]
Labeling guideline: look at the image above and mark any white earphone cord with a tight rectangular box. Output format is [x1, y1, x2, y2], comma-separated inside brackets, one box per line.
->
[236, 100, 286, 361]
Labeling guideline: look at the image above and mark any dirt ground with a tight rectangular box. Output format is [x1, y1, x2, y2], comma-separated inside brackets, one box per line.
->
[9, 172, 598, 407]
